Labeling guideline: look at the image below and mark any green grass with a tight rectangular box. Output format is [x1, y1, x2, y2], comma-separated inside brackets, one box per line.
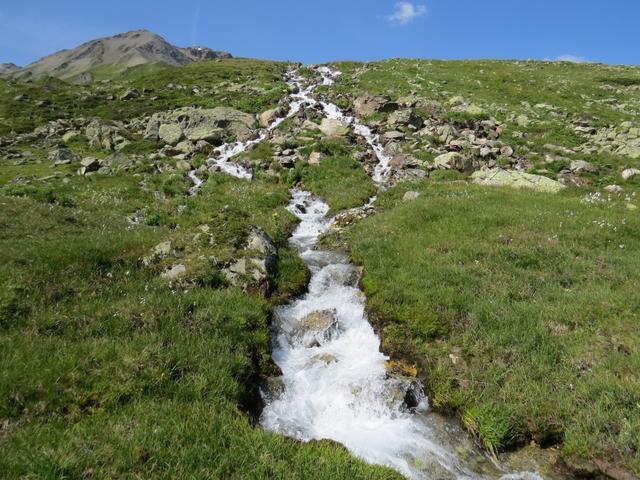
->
[289, 155, 376, 212]
[0, 182, 399, 478]
[339, 181, 640, 473]
[0, 59, 288, 135]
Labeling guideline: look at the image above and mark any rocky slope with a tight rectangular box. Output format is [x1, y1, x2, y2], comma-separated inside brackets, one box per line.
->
[9, 29, 231, 82]
[0, 63, 20, 76]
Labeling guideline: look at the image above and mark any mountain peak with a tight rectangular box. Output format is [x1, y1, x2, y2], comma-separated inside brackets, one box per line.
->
[11, 30, 232, 81]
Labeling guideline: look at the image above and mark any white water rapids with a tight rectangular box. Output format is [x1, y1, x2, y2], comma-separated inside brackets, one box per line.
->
[192, 65, 544, 479]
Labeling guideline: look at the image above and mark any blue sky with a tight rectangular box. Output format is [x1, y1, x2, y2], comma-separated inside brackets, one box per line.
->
[1, 0, 638, 66]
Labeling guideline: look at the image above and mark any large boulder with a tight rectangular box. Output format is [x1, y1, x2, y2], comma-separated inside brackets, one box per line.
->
[353, 95, 383, 116]
[223, 228, 278, 296]
[158, 124, 184, 145]
[146, 107, 257, 143]
[471, 168, 566, 193]
[258, 107, 285, 128]
[48, 147, 79, 164]
[387, 109, 424, 130]
[84, 119, 128, 151]
[433, 152, 473, 171]
[319, 118, 349, 138]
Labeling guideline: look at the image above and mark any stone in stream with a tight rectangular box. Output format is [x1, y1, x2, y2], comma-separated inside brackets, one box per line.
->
[291, 309, 340, 348]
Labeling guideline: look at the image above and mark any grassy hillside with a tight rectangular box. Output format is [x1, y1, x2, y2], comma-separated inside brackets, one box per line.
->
[0, 59, 397, 479]
[323, 59, 640, 476]
[1, 56, 639, 479]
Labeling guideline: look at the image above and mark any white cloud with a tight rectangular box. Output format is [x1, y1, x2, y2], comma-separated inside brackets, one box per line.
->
[555, 54, 589, 63]
[388, 2, 427, 26]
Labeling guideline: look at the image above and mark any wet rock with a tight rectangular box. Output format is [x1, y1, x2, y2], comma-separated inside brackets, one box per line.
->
[311, 354, 338, 365]
[258, 107, 284, 128]
[260, 376, 285, 403]
[291, 309, 339, 348]
[472, 168, 566, 193]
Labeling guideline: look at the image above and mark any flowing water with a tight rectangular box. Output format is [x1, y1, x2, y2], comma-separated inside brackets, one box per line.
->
[194, 65, 544, 479]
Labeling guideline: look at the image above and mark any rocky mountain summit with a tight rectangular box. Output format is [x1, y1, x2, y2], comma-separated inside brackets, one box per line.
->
[8, 30, 231, 82]
[0, 63, 21, 75]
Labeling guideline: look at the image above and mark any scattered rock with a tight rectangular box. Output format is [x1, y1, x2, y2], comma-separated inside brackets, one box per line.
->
[516, 114, 530, 127]
[161, 264, 187, 280]
[119, 88, 141, 100]
[570, 160, 599, 174]
[308, 151, 325, 166]
[48, 148, 79, 164]
[621, 168, 640, 180]
[604, 184, 623, 194]
[80, 157, 100, 172]
[433, 152, 472, 171]
[402, 191, 421, 202]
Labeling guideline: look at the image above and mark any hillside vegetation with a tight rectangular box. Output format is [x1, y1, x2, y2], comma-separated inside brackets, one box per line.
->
[1, 56, 639, 479]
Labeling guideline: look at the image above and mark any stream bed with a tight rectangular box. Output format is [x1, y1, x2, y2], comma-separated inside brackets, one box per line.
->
[193, 64, 547, 479]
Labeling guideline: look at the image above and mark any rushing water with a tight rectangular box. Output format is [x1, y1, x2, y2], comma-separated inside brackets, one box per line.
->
[194, 64, 543, 479]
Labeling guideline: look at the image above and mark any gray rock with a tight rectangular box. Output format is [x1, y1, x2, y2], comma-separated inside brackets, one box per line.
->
[433, 152, 472, 171]
[570, 160, 599, 174]
[319, 118, 349, 137]
[80, 157, 100, 172]
[402, 191, 421, 202]
[159, 124, 184, 145]
[308, 151, 325, 166]
[258, 107, 283, 128]
[622, 168, 640, 180]
[161, 264, 187, 280]
[186, 126, 224, 143]
[48, 148, 79, 164]
[147, 107, 257, 143]
[119, 88, 141, 100]
[471, 168, 566, 193]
